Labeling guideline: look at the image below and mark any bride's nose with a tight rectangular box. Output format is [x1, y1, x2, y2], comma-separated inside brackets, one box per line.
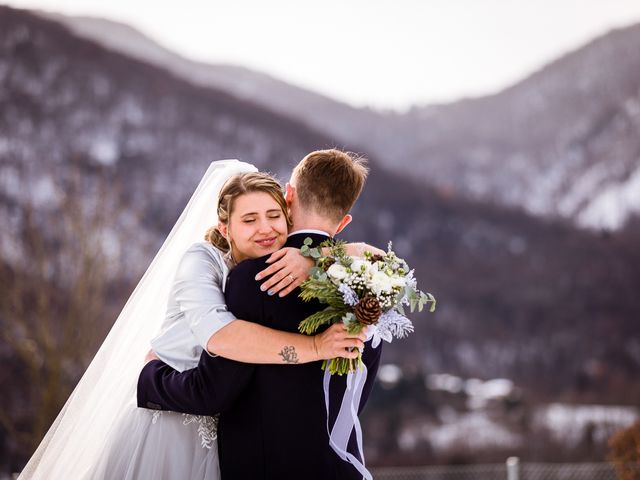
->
[256, 218, 273, 233]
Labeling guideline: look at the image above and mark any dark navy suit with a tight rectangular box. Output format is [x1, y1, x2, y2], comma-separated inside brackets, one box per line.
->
[137, 233, 382, 479]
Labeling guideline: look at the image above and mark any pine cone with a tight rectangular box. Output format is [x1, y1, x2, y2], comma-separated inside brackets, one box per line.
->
[354, 295, 382, 325]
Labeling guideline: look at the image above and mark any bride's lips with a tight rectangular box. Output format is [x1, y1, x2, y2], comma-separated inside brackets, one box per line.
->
[255, 237, 277, 248]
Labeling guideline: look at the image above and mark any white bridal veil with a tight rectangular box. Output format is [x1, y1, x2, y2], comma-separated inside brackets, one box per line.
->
[19, 160, 257, 479]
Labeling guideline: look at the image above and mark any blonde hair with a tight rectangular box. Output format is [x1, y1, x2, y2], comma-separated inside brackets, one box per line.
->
[204, 172, 292, 252]
[291, 149, 369, 223]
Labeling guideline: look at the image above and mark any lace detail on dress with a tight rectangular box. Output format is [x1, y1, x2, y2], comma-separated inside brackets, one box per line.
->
[182, 414, 219, 449]
[151, 411, 162, 424]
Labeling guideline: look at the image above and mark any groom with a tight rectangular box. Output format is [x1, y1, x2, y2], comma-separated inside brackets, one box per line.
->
[137, 149, 382, 479]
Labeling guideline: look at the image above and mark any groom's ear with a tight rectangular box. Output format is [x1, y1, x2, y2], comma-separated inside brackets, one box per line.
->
[285, 183, 295, 207]
[334, 214, 352, 235]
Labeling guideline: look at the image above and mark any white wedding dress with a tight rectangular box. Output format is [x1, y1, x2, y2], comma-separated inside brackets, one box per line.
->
[89, 242, 233, 479]
[19, 161, 257, 480]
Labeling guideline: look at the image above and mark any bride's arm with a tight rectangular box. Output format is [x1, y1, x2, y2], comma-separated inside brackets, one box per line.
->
[205, 248, 366, 363]
[255, 242, 386, 297]
[207, 321, 365, 364]
[153, 244, 363, 367]
[201, 242, 382, 364]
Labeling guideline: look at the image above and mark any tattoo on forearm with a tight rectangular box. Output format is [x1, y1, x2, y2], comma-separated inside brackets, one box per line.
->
[278, 346, 299, 364]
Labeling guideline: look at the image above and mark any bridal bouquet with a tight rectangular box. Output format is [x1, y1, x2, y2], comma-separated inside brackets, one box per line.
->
[298, 238, 436, 375]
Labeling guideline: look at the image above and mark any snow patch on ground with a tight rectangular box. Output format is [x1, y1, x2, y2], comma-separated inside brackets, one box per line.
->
[424, 411, 523, 452]
[534, 403, 639, 446]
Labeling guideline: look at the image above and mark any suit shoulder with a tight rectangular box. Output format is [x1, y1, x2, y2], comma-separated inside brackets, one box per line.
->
[226, 255, 271, 301]
[229, 255, 269, 279]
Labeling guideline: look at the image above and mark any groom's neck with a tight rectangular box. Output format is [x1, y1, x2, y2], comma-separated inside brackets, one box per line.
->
[290, 211, 337, 237]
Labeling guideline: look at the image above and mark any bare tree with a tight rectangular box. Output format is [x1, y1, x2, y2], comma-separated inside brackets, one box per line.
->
[0, 165, 124, 468]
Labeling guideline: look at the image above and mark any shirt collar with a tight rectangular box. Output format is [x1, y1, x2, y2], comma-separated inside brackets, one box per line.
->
[288, 229, 331, 238]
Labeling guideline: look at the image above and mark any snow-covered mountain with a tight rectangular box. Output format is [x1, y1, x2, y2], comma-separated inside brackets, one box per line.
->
[37, 10, 389, 153]
[44, 11, 640, 230]
[397, 23, 640, 231]
[1, 7, 339, 280]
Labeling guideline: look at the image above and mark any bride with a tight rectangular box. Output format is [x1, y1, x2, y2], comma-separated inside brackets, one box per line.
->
[19, 160, 379, 479]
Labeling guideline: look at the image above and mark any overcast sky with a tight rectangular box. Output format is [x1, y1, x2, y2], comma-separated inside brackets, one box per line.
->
[6, 0, 640, 110]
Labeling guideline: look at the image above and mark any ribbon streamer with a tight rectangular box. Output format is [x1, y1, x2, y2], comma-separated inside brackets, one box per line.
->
[323, 365, 372, 480]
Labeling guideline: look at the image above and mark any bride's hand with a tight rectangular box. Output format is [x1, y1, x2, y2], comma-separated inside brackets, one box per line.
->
[313, 323, 367, 360]
[255, 247, 313, 297]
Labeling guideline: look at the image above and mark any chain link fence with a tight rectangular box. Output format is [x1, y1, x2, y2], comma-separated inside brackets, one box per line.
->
[371, 458, 636, 480]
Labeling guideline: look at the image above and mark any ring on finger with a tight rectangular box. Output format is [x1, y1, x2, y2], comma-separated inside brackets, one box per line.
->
[287, 274, 295, 283]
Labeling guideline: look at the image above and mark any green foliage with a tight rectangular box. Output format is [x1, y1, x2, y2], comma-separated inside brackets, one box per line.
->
[299, 278, 344, 308]
[421, 292, 437, 313]
[323, 356, 364, 376]
[300, 237, 323, 259]
[325, 239, 347, 258]
[301, 237, 348, 262]
[298, 307, 347, 334]
[405, 288, 437, 313]
[345, 322, 364, 336]
[342, 312, 364, 335]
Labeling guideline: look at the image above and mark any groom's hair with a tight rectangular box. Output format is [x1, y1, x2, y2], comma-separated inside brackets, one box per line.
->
[292, 149, 369, 222]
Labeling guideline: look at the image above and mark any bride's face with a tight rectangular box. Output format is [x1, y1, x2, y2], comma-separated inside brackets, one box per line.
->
[222, 191, 288, 262]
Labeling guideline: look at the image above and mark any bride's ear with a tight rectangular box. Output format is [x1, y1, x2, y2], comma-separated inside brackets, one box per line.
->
[217, 221, 228, 239]
[334, 214, 352, 235]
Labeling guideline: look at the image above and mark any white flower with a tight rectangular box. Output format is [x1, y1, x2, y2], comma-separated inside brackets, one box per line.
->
[389, 275, 406, 289]
[350, 259, 370, 274]
[326, 263, 348, 281]
[369, 270, 394, 295]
